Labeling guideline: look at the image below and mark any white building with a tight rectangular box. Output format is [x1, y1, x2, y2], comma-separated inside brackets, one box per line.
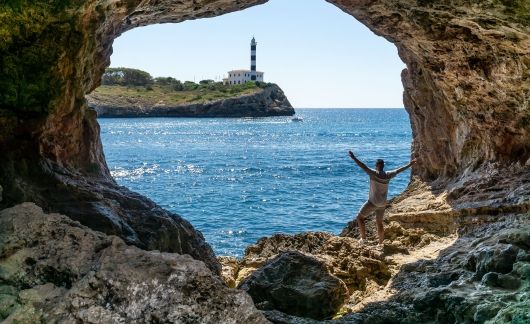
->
[224, 70, 264, 85]
[223, 37, 264, 85]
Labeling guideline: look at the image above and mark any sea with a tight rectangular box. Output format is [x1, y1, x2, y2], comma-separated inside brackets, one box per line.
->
[99, 108, 412, 257]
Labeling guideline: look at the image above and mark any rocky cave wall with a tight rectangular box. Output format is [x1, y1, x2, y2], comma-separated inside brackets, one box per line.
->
[328, 0, 530, 181]
[0, 0, 529, 263]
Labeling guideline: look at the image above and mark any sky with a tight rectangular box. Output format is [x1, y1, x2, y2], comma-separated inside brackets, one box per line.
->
[109, 0, 406, 108]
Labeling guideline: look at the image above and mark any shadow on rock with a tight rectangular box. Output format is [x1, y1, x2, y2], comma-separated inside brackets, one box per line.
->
[238, 251, 348, 320]
[0, 203, 266, 323]
[337, 215, 530, 323]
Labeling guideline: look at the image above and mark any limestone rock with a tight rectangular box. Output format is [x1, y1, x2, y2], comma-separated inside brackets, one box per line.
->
[239, 232, 391, 292]
[219, 256, 240, 288]
[238, 251, 348, 320]
[88, 84, 294, 118]
[0, 203, 267, 323]
[336, 216, 530, 323]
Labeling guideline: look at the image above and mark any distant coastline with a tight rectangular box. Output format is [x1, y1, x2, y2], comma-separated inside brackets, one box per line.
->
[87, 83, 294, 118]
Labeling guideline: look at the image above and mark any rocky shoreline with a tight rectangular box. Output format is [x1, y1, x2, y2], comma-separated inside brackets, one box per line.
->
[217, 211, 530, 323]
[87, 84, 295, 118]
[1, 199, 528, 323]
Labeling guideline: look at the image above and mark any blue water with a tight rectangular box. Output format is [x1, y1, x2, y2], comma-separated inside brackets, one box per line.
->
[99, 109, 412, 256]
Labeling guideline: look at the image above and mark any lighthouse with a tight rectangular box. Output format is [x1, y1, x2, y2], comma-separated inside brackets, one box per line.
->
[222, 37, 264, 85]
[250, 37, 257, 81]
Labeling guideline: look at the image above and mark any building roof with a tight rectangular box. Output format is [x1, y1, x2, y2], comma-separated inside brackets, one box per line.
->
[227, 69, 264, 73]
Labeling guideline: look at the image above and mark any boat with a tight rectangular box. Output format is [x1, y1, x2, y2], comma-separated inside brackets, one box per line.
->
[291, 116, 303, 122]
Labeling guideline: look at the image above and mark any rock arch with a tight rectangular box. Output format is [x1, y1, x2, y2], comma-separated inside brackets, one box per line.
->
[0, 0, 529, 269]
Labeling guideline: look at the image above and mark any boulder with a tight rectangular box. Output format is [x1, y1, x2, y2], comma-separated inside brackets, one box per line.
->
[239, 232, 391, 292]
[0, 203, 267, 323]
[238, 251, 347, 320]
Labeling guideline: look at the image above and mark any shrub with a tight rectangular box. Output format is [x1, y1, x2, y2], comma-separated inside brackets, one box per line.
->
[183, 81, 199, 91]
[155, 77, 179, 85]
[102, 67, 153, 86]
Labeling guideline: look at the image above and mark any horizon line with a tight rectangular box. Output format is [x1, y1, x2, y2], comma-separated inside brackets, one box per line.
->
[294, 107, 405, 109]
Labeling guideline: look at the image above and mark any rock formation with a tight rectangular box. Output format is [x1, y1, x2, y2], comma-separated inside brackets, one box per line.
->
[1, 0, 529, 322]
[0, 203, 267, 323]
[218, 213, 529, 323]
[238, 251, 348, 320]
[88, 84, 294, 118]
[336, 215, 530, 323]
[231, 232, 392, 292]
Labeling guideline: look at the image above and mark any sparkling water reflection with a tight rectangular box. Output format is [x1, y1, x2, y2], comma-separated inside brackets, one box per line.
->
[100, 108, 412, 256]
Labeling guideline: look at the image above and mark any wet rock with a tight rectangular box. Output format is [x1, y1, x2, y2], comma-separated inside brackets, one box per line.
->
[238, 251, 348, 320]
[467, 244, 520, 278]
[513, 262, 530, 279]
[412, 288, 448, 311]
[0, 294, 18, 319]
[517, 250, 530, 262]
[262, 310, 322, 324]
[490, 301, 530, 323]
[481, 272, 521, 289]
[0, 203, 267, 323]
[473, 302, 503, 323]
[427, 271, 460, 287]
[499, 229, 530, 250]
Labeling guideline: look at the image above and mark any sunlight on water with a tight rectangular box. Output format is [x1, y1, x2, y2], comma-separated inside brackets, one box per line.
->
[100, 109, 412, 256]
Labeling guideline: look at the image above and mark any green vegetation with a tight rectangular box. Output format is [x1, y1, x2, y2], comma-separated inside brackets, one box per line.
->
[103, 68, 154, 87]
[499, 0, 530, 26]
[0, 1, 83, 111]
[90, 67, 274, 106]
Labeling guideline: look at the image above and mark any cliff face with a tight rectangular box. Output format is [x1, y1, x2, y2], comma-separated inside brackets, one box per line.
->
[88, 84, 294, 118]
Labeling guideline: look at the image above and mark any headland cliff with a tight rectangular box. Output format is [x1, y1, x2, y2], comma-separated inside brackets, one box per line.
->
[87, 83, 294, 118]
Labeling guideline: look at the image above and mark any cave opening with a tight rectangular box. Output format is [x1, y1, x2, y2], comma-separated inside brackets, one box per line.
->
[1, 0, 528, 273]
[90, 0, 412, 256]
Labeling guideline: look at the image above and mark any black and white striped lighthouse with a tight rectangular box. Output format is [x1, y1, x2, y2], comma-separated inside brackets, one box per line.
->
[250, 37, 257, 81]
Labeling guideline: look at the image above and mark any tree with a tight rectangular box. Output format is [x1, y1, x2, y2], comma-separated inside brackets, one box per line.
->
[183, 81, 199, 91]
[122, 68, 153, 86]
[101, 67, 153, 86]
[199, 79, 215, 85]
[173, 81, 184, 91]
[155, 77, 179, 85]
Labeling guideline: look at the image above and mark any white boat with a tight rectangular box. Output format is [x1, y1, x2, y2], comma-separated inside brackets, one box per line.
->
[291, 116, 303, 122]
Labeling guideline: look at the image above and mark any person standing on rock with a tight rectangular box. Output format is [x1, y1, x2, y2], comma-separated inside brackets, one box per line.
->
[348, 150, 416, 245]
